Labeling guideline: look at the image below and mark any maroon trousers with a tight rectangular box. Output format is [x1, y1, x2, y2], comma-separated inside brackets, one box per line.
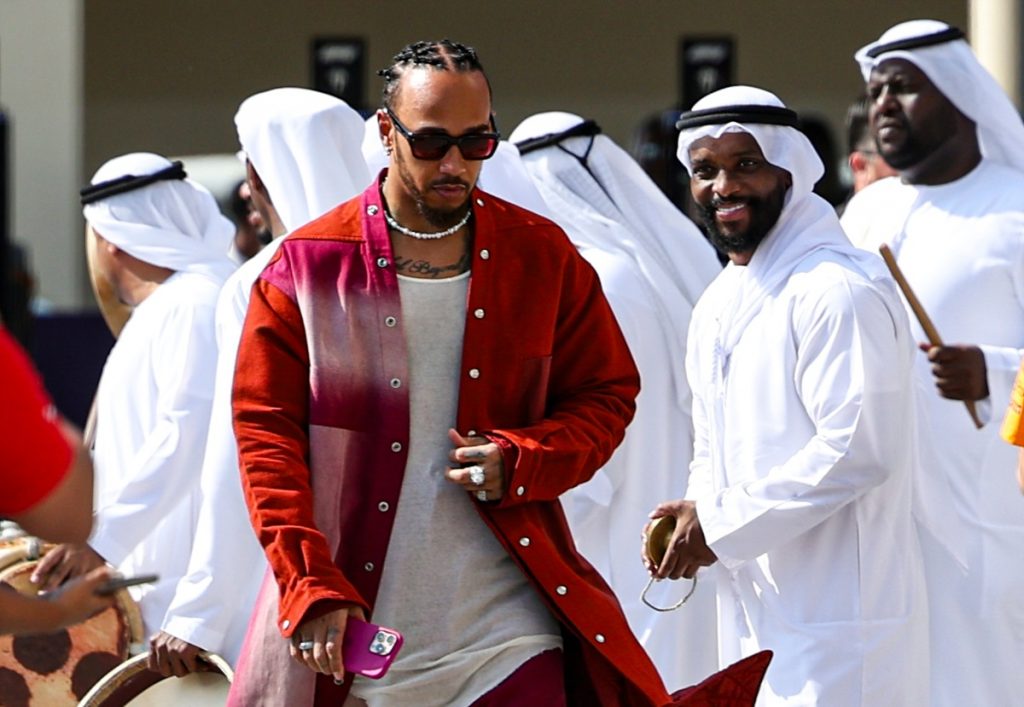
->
[328, 648, 566, 706]
[471, 649, 566, 706]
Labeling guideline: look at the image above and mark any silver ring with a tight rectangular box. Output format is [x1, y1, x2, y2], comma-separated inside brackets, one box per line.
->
[476, 490, 488, 502]
[467, 465, 485, 486]
[297, 640, 314, 651]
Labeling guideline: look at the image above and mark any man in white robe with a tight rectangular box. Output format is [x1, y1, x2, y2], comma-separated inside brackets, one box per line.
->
[649, 86, 929, 706]
[508, 112, 721, 692]
[840, 20, 1024, 707]
[148, 88, 371, 675]
[32, 153, 237, 641]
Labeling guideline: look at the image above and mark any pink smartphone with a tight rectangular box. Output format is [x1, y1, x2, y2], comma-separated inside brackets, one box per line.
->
[343, 617, 403, 680]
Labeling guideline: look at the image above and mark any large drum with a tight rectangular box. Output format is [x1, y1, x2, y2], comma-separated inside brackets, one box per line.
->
[0, 537, 144, 705]
[77, 652, 232, 706]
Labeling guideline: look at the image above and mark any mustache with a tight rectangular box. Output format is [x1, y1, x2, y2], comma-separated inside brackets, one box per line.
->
[431, 178, 470, 188]
[710, 196, 751, 210]
[874, 115, 907, 131]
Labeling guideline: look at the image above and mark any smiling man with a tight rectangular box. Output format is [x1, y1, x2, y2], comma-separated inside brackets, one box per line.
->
[841, 20, 1024, 707]
[646, 85, 929, 705]
[224, 40, 763, 707]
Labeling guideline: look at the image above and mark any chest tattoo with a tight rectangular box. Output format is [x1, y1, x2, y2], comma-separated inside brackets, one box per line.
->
[394, 251, 472, 278]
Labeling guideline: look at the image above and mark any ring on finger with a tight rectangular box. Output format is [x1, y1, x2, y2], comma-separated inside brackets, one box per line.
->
[297, 639, 314, 651]
[476, 489, 488, 502]
[467, 465, 485, 486]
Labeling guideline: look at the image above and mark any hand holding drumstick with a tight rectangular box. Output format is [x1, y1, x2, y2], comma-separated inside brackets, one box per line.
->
[879, 244, 984, 429]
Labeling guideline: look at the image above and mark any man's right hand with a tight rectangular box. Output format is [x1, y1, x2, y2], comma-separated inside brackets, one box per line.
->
[47, 566, 117, 629]
[149, 631, 204, 677]
[290, 604, 366, 682]
[645, 499, 717, 580]
[31, 543, 107, 591]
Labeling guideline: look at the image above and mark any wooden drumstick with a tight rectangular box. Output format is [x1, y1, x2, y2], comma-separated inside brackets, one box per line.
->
[879, 244, 983, 429]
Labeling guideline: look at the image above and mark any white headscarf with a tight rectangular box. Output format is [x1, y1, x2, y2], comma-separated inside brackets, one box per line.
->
[362, 114, 388, 176]
[855, 19, 1024, 173]
[676, 85, 893, 353]
[235, 88, 371, 232]
[83, 152, 237, 283]
[511, 111, 719, 409]
[360, 113, 554, 216]
[512, 111, 720, 306]
[676, 86, 826, 207]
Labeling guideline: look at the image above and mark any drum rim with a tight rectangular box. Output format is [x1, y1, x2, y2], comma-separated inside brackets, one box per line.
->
[77, 651, 233, 707]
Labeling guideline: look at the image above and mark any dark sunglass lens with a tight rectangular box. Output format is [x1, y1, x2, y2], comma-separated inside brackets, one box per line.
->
[459, 135, 499, 160]
[409, 135, 453, 160]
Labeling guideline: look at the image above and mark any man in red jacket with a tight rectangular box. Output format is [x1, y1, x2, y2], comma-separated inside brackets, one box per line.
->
[229, 39, 767, 707]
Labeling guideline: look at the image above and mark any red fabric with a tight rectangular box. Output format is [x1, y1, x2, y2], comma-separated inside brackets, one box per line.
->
[0, 328, 72, 515]
[672, 651, 773, 706]
[471, 649, 566, 706]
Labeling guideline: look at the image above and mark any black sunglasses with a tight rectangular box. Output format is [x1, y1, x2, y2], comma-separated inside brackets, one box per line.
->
[386, 108, 500, 161]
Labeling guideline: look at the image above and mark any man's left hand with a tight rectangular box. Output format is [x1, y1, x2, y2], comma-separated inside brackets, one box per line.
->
[920, 343, 988, 401]
[148, 631, 203, 677]
[644, 500, 717, 580]
[445, 428, 505, 502]
[30, 543, 106, 592]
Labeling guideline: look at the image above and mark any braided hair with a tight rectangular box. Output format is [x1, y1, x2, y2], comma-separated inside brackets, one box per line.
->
[378, 39, 490, 110]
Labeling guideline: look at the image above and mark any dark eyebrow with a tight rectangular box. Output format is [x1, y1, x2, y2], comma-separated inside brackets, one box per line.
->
[871, 67, 915, 83]
[414, 122, 493, 136]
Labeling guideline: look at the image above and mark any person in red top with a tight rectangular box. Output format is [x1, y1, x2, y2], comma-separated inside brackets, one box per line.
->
[0, 327, 114, 633]
[228, 39, 767, 707]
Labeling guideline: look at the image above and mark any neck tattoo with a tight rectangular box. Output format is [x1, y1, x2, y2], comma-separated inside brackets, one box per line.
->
[383, 205, 471, 240]
[395, 251, 472, 279]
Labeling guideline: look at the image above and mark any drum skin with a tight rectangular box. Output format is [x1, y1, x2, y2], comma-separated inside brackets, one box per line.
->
[76, 652, 233, 706]
[0, 538, 143, 706]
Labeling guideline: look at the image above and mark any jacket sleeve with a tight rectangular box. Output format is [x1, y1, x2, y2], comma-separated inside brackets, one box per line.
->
[696, 280, 909, 567]
[233, 276, 368, 638]
[489, 248, 641, 507]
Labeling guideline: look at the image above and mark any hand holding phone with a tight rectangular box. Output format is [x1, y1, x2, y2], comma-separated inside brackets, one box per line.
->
[95, 573, 159, 596]
[343, 617, 403, 680]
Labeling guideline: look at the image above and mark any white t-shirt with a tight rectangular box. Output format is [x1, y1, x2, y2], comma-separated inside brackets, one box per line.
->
[351, 271, 560, 707]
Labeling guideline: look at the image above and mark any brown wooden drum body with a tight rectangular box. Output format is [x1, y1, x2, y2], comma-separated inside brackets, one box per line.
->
[0, 538, 143, 706]
[77, 652, 233, 706]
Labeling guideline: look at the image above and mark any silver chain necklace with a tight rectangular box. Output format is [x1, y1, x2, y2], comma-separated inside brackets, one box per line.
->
[383, 206, 471, 240]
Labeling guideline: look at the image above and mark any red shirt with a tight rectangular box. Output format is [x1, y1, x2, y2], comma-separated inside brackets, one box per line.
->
[0, 328, 72, 515]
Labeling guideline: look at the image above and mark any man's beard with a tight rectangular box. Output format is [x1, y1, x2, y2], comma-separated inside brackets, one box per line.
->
[875, 122, 931, 171]
[696, 187, 786, 258]
[874, 104, 960, 172]
[394, 149, 471, 229]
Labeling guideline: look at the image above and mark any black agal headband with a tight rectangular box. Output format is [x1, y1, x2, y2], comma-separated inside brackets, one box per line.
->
[514, 119, 602, 155]
[865, 26, 965, 58]
[80, 161, 187, 205]
[676, 105, 799, 131]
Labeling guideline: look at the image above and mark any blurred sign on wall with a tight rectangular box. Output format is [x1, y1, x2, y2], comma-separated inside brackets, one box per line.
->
[680, 37, 734, 109]
[311, 37, 367, 110]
